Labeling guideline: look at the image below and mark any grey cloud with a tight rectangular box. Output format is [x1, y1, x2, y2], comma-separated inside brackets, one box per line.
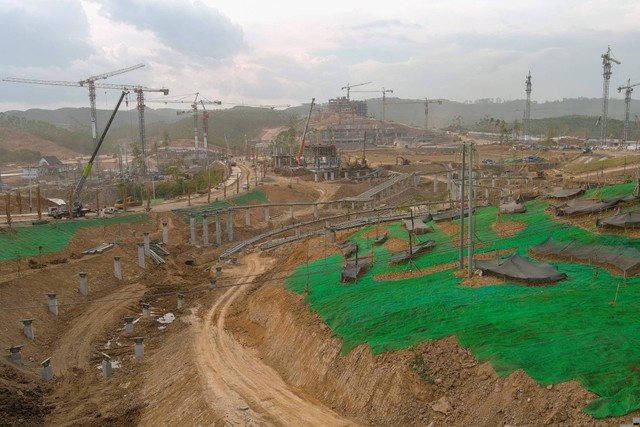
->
[90, 0, 245, 62]
[0, 2, 94, 67]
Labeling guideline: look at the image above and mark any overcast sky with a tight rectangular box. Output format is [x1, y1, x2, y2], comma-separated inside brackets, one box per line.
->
[2, 0, 640, 112]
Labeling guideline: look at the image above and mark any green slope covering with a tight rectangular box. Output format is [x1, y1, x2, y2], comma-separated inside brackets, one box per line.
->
[0, 214, 149, 261]
[286, 184, 640, 418]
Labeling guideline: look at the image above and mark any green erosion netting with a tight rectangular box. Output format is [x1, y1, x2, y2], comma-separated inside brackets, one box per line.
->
[286, 186, 640, 418]
[582, 181, 637, 200]
[0, 214, 149, 261]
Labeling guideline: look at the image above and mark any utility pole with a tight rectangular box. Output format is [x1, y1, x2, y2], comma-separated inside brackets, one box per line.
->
[467, 142, 474, 279]
[600, 46, 620, 148]
[458, 143, 466, 270]
[524, 72, 532, 143]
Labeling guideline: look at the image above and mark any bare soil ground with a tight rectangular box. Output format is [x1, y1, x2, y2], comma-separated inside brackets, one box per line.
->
[0, 128, 79, 160]
[2, 140, 639, 426]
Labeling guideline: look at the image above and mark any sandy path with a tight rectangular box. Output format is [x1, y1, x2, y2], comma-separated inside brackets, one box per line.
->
[194, 254, 358, 426]
[51, 282, 140, 375]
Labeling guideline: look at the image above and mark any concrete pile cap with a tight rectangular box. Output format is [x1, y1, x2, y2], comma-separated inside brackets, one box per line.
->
[21, 318, 34, 325]
[101, 352, 111, 361]
[7, 345, 24, 352]
[41, 357, 51, 367]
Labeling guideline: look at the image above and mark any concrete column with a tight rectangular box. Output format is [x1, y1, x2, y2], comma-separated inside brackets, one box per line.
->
[124, 316, 134, 334]
[226, 211, 234, 242]
[289, 205, 294, 220]
[143, 232, 150, 256]
[327, 228, 336, 243]
[46, 293, 58, 315]
[447, 172, 451, 191]
[434, 174, 439, 192]
[41, 358, 53, 383]
[21, 319, 34, 339]
[177, 293, 185, 309]
[162, 221, 169, 244]
[8, 346, 23, 365]
[101, 353, 112, 378]
[351, 202, 356, 210]
[492, 177, 496, 188]
[245, 209, 250, 226]
[485, 188, 490, 200]
[202, 216, 209, 246]
[331, 171, 335, 180]
[78, 272, 88, 296]
[141, 303, 151, 319]
[313, 204, 318, 220]
[189, 217, 196, 245]
[137, 244, 145, 269]
[114, 256, 122, 280]
[344, 171, 348, 179]
[133, 337, 145, 359]
[264, 206, 270, 222]
[296, 228, 300, 238]
[314, 172, 319, 182]
[215, 215, 222, 245]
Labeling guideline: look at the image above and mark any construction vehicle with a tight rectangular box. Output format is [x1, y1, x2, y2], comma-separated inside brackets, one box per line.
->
[53, 91, 128, 219]
[296, 98, 315, 166]
[114, 196, 142, 210]
[396, 156, 410, 166]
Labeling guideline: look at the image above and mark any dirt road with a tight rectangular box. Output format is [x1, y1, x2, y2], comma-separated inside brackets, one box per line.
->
[194, 254, 358, 426]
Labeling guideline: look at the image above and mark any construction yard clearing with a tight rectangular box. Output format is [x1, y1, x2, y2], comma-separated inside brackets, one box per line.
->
[3, 138, 640, 426]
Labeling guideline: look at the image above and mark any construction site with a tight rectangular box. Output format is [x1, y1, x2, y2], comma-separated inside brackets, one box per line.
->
[4, 49, 640, 426]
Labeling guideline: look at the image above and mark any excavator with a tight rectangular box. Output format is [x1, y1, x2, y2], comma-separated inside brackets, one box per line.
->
[54, 91, 128, 219]
[295, 98, 315, 166]
[396, 156, 410, 166]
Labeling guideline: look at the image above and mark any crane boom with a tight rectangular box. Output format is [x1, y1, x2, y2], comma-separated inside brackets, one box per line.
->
[341, 81, 372, 100]
[82, 63, 144, 85]
[296, 98, 315, 166]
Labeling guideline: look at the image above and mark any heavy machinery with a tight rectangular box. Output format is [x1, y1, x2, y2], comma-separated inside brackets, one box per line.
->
[396, 156, 410, 166]
[54, 91, 128, 219]
[296, 98, 315, 166]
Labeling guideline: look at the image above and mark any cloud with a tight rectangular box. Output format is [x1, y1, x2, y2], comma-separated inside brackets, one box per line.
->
[89, 0, 245, 63]
[0, 1, 94, 67]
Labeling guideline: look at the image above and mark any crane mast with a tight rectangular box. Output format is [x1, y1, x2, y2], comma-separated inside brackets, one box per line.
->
[617, 79, 640, 144]
[351, 87, 393, 121]
[524, 71, 532, 143]
[600, 46, 621, 147]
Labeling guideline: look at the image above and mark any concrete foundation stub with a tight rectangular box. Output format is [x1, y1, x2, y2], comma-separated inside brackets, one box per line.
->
[46, 293, 59, 316]
[78, 272, 89, 296]
[143, 233, 150, 256]
[21, 319, 34, 339]
[209, 278, 217, 290]
[177, 293, 185, 309]
[141, 303, 151, 319]
[101, 353, 112, 378]
[190, 216, 196, 245]
[41, 357, 53, 383]
[124, 316, 135, 334]
[327, 228, 337, 243]
[137, 244, 145, 269]
[8, 345, 24, 365]
[133, 337, 145, 359]
[215, 266, 223, 276]
[162, 221, 169, 244]
[113, 256, 122, 280]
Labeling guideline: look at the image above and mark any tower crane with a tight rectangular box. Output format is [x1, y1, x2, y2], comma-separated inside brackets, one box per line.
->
[341, 81, 372, 100]
[351, 87, 394, 121]
[600, 46, 621, 147]
[617, 79, 640, 144]
[3, 63, 144, 147]
[170, 94, 222, 159]
[3, 75, 168, 175]
[386, 98, 443, 129]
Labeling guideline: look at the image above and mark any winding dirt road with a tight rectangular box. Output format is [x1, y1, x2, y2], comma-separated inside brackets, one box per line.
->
[194, 254, 358, 426]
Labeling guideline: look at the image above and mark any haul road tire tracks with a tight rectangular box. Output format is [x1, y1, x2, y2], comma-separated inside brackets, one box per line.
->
[194, 254, 359, 426]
